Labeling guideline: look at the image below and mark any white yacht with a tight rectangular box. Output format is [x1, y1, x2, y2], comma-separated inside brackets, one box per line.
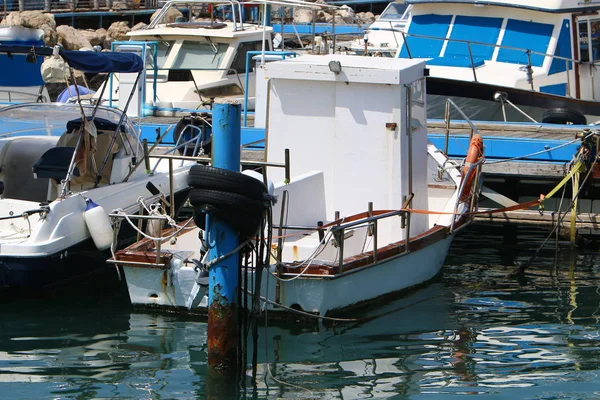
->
[397, 0, 600, 123]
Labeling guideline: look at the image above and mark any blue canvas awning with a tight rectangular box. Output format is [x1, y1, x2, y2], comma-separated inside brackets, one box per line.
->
[59, 50, 143, 73]
[0, 45, 143, 75]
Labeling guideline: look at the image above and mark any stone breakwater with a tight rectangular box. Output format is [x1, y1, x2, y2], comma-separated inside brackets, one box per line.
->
[0, 6, 377, 50]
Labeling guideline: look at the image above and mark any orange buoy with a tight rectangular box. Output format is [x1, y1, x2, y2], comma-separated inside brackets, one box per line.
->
[460, 134, 484, 202]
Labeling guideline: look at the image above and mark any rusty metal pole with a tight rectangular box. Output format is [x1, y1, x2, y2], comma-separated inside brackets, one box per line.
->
[207, 101, 241, 377]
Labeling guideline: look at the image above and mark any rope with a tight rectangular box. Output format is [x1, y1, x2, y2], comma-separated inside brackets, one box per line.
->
[486, 135, 589, 164]
[510, 151, 598, 276]
[202, 237, 254, 271]
[116, 210, 194, 241]
[249, 290, 358, 322]
[267, 229, 335, 282]
[112, 196, 199, 243]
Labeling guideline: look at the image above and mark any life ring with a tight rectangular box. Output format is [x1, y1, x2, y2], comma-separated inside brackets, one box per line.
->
[460, 134, 484, 202]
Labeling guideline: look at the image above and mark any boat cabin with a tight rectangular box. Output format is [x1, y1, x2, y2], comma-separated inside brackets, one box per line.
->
[124, 0, 273, 110]
[398, 0, 600, 103]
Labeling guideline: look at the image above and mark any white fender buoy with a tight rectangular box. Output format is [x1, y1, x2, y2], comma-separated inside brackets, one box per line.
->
[242, 169, 274, 196]
[84, 198, 113, 251]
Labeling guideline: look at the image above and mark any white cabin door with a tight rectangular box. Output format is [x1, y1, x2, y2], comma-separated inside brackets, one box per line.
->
[576, 18, 600, 101]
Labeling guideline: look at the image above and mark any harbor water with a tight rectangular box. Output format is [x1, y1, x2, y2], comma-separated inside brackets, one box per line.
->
[3, 223, 600, 399]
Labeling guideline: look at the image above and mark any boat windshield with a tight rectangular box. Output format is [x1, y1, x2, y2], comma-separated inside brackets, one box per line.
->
[0, 104, 134, 137]
[152, 40, 229, 70]
[380, 2, 409, 21]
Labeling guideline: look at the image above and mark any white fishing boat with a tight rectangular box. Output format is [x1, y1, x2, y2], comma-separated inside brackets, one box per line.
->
[349, 1, 411, 57]
[0, 47, 196, 292]
[109, 54, 484, 316]
[396, 0, 600, 123]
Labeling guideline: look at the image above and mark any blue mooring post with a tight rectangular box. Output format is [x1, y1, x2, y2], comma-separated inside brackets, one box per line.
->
[207, 102, 241, 377]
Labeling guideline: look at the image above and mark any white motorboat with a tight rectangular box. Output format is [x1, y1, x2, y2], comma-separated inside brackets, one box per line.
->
[107, 0, 275, 112]
[110, 54, 485, 317]
[0, 48, 196, 292]
[349, 1, 411, 57]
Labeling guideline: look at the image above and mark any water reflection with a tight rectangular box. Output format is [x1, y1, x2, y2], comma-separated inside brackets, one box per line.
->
[1, 224, 600, 399]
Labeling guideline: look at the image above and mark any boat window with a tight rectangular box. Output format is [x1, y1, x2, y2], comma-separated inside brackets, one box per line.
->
[197, 83, 243, 97]
[548, 19, 572, 78]
[407, 78, 425, 133]
[590, 20, 600, 62]
[380, 2, 409, 20]
[496, 19, 553, 67]
[229, 41, 270, 74]
[398, 14, 452, 59]
[444, 16, 503, 62]
[171, 40, 228, 70]
[155, 41, 171, 68]
[579, 21, 590, 62]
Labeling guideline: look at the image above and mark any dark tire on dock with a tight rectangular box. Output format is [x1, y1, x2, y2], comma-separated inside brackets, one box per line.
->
[187, 165, 267, 201]
[541, 108, 587, 125]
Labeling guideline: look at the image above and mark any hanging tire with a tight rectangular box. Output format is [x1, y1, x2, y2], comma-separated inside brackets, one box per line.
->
[187, 165, 267, 201]
[189, 189, 266, 215]
[541, 108, 587, 125]
[193, 206, 263, 238]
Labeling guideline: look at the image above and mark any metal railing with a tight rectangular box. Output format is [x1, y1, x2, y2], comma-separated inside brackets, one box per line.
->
[388, 29, 580, 92]
[440, 98, 485, 231]
[148, 0, 245, 30]
[0, 89, 48, 103]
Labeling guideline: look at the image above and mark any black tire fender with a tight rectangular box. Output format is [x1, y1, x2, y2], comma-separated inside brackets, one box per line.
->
[193, 206, 263, 238]
[541, 108, 587, 125]
[187, 165, 267, 201]
[189, 189, 266, 215]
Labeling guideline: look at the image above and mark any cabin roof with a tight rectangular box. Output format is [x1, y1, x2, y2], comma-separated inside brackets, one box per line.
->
[127, 23, 272, 40]
[405, 0, 600, 13]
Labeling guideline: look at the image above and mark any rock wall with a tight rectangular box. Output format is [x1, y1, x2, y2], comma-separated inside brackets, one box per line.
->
[0, 4, 379, 51]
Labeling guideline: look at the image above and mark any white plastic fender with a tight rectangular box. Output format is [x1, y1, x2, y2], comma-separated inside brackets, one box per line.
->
[242, 169, 274, 195]
[84, 198, 114, 250]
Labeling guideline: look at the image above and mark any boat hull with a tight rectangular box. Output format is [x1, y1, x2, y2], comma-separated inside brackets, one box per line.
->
[272, 234, 454, 316]
[0, 188, 191, 292]
[427, 77, 600, 122]
[0, 238, 108, 292]
[121, 230, 454, 317]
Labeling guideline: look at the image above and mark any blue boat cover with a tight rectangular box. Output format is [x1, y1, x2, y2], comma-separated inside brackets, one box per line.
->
[0, 45, 143, 74]
[60, 50, 143, 73]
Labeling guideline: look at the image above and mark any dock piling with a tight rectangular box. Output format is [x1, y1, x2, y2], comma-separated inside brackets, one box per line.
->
[207, 102, 242, 377]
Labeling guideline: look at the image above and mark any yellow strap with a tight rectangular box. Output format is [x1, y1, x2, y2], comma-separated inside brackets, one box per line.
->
[543, 160, 584, 201]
